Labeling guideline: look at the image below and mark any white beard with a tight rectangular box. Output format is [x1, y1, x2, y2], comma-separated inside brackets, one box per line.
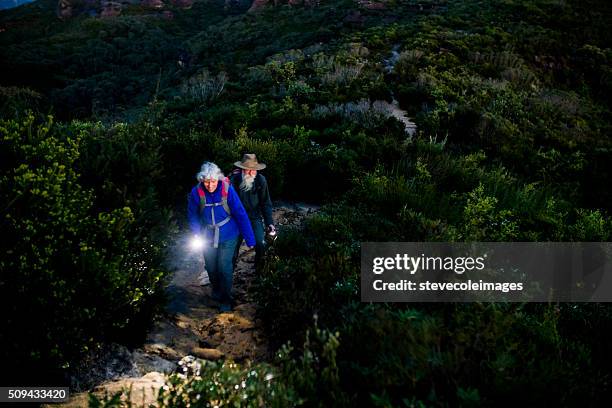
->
[240, 174, 255, 191]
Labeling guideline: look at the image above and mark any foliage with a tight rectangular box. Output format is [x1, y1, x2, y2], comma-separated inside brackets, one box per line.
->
[1, 0, 611, 404]
[156, 356, 294, 408]
[180, 69, 228, 106]
[0, 115, 167, 381]
[0, 86, 44, 118]
[256, 201, 612, 405]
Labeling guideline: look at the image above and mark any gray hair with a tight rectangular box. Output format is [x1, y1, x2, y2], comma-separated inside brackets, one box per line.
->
[196, 162, 224, 182]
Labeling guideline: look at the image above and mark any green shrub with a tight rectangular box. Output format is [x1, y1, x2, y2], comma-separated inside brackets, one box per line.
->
[156, 356, 295, 408]
[461, 183, 519, 241]
[568, 209, 611, 241]
[0, 115, 166, 381]
[0, 86, 44, 119]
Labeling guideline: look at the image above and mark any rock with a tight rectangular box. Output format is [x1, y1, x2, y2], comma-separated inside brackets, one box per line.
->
[56, 0, 127, 19]
[248, 0, 320, 12]
[191, 347, 225, 360]
[68, 343, 139, 392]
[141, 0, 163, 8]
[100, 1, 122, 17]
[295, 202, 320, 213]
[56, 372, 166, 408]
[132, 349, 177, 374]
[356, 0, 389, 10]
[94, 371, 166, 404]
[56, 0, 73, 19]
[57, 0, 190, 18]
[143, 342, 183, 361]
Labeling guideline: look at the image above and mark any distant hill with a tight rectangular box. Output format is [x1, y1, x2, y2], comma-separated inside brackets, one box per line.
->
[0, 0, 35, 10]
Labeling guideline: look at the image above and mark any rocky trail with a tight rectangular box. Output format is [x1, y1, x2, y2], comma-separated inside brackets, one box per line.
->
[384, 45, 418, 137]
[53, 203, 318, 408]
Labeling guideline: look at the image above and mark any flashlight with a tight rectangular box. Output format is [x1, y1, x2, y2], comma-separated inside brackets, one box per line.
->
[190, 235, 205, 251]
[265, 225, 277, 246]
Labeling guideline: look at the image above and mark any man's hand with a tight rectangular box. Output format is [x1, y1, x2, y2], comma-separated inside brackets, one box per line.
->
[267, 224, 276, 235]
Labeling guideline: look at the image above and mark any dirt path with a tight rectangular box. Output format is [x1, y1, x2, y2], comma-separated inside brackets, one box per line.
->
[387, 98, 417, 136]
[384, 45, 418, 137]
[55, 203, 317, 407]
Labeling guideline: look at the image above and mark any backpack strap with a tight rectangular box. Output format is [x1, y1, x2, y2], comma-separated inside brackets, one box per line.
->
[220, 177, 231, 216]
[197, 178, 233, 248]
[197, 178, 232, 216]
[197, 184, 207, 213]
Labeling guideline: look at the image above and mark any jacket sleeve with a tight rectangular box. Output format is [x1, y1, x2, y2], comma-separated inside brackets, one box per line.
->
[187, 187, 202, 235]
[228, 185, 256, 247]
[258, 175, 274, 226]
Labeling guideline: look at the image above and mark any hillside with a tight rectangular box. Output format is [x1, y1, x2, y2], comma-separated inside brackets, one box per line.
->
[1, 0, 612, 406]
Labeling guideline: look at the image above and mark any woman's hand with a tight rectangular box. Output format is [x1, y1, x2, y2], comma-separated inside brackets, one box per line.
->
[190, 235, 205, 251]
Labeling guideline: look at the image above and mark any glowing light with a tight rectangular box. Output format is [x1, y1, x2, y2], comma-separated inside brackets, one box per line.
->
[190, 236, 205, 251]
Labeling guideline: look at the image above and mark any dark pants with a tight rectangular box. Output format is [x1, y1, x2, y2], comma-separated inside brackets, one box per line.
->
[203, 236, 239, 307]
[234, 218, 265, 268]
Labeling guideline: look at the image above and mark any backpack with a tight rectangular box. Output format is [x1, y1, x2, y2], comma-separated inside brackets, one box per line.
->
[196, 177, 232, 216]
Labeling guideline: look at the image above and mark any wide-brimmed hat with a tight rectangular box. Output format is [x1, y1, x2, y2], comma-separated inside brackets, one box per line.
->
[234, 153, 266, 170]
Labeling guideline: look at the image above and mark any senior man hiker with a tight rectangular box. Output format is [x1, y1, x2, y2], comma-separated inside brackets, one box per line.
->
[230, 154, 275, 268]
[188, 162, 256, 312]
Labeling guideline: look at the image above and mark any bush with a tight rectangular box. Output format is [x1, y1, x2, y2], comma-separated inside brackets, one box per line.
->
[156, 356, 294, 408]
[0, 86, 44, 119]
[0, 115, 166, 382]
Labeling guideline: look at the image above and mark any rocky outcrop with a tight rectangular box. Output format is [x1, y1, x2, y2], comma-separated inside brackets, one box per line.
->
[56, 0, 190, 19]
[57, 0, 127, 18]
[100, 0, 122, 17]
[56, 0, 72, 19]
[141, 0, 163, 9]
[247, 0, 320, 13]
[356, 0, 388, 10]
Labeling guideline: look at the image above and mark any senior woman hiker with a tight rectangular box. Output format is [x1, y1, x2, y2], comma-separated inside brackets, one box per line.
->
[188, 162, 256, 312]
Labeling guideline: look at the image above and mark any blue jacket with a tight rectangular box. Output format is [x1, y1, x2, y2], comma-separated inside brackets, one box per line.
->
[188, 182, 256, 247]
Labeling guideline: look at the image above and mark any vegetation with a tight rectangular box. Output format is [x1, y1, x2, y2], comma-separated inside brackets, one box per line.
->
[1, 0, 611, 404]
[0, 115, 168, 383]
